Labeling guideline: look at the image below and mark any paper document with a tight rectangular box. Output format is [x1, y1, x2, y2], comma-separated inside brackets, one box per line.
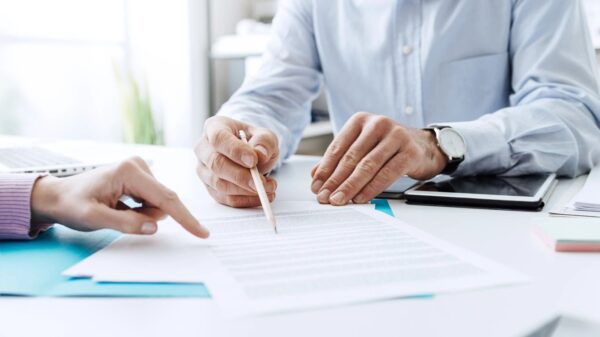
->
[551, 166, 600, 217]
[64, 202, 374, 283]
[572, 166, 600, 211]
[202, 205, 528, 316]
[65, 202, 528, 316]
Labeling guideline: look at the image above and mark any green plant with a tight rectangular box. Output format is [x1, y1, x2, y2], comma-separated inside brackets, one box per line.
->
[115, 65, 164, 145]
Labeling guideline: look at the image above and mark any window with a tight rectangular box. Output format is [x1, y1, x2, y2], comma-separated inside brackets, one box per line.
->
[0, 0, 127, 141]
[0, 0, 209, 146]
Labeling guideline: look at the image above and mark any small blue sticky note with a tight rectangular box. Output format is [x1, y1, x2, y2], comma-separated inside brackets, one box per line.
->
[0, 225, 210, 298]
[371, 199, 395, 217]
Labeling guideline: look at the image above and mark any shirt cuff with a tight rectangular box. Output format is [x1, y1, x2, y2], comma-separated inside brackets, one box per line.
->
[0, 174, 52, 240]
[437, 119, 511, 176]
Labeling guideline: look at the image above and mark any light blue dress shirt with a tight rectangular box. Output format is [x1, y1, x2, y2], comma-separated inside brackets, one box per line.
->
[219, 0, 600, 177]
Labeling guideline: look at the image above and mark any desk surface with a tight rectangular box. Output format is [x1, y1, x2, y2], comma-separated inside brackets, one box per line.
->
[1, 141, 599, 337]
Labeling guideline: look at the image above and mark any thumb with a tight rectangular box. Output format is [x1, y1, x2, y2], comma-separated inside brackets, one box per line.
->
[88, 205, 159, 235]
[248, 128, 279, 172]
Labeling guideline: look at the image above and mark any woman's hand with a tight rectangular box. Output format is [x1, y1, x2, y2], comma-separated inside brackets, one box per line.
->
[31, 157, 209, 238]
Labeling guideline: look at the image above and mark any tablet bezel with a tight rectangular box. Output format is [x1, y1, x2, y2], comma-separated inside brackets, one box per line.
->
[404, 173, 557, 203]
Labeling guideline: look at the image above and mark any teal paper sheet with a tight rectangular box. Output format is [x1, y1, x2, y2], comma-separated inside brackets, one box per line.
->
[1, 201, 395, 298]
[0, 225, 210, 297]
[371, 199, 395, 217]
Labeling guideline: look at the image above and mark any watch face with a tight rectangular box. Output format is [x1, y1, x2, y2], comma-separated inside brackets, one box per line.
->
[439, 128, 466, 158]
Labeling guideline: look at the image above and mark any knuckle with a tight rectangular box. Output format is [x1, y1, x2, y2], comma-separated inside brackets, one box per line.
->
[208, 153, 226, 172]
[340, 179, 358, 194]
[358, 158, 379, 175]
[159, 189, 179, 207]
[232, 169, 248, 186]
[391, 126, 407, 140]
[377, 166, 396, 182]
[116, 159, 136, 175]
[207, 185, 225, 202]
[325, 176, 342, 189]
[214, 177, 228, 192]
[196, 162, 205, 177]
[341, 151, 360, 168]
[129, 156, 144, 165]
[371, 115, 392, 129]
[211, 129, 227, 145]
[194, 138, 205, 155]
[327, 143, 345, 158]
[353, 111, 370, 121]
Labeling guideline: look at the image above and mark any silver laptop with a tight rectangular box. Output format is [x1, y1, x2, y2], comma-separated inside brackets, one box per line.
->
[0, 146, 112, 177]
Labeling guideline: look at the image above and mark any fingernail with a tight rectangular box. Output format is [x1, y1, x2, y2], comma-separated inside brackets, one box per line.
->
[242, 154, 255, 167]
[266, 181, 276, 193]
[317, 189, 331, 203]
[255, 145, 268, 158]
[330, 191, 346, 205]
[311, 179, 324, 192]
[141, 222, 157, 234]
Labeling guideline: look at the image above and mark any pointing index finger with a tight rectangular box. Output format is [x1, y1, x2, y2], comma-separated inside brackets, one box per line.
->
[123, 169, 210, 238]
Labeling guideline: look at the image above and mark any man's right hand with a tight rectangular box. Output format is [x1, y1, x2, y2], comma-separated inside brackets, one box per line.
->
[195, 116, 280, 208]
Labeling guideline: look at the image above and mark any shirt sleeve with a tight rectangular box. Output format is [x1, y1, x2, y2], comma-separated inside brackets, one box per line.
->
[0, 174, 50, 240]
[444, 0, 600, 177]
[218, 0, 322, 166]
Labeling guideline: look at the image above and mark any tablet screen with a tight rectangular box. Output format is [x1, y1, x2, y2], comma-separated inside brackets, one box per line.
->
[414, 175, 551, 197]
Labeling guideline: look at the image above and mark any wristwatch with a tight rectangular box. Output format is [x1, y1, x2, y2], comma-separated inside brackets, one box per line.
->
[424, 126, 466, 175]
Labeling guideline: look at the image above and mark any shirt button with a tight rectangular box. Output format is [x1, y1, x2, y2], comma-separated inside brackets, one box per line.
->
[404, 105, 414, 115]
[402, 45, 413, 55]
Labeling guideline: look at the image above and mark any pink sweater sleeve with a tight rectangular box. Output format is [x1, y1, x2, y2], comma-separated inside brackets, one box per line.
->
[0, 174, 48, 240]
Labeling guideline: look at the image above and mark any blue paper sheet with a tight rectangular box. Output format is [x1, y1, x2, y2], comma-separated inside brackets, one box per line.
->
[371, 199, 395, 217]
[0, 225, 210, 297]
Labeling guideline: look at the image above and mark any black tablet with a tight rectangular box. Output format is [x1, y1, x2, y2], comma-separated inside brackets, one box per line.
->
[403, 174, 557, 211]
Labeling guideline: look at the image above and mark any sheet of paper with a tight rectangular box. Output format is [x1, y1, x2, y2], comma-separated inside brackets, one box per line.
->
[572, 166, 600, 211]
[64, 201, 375, 283]
[65, 201, 528, 316]
[200, 206, 529, 316]
[551, 166, 600, 217]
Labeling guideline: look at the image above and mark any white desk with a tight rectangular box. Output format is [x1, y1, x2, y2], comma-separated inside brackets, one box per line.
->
[1, 141, 599, 337]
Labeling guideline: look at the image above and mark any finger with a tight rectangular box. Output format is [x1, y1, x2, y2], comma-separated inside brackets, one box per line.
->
[312, 113, 365, 193]
[316, 127, 382, 203]
[205, 185, 276, 208]
[205, 125, 257, 168]
[247, 127, 279, 174]
[311, 163, 319, 178]
[120, 166, 210, 238]
[136, 206, 168, 221]
[127, 156, 154, 176]
[196, 162, 276, 195]
[327, 137, 400, 205]
[353, 153, 409, 204]
[85, 204, 159, 235]
[198, 151, 257, 193]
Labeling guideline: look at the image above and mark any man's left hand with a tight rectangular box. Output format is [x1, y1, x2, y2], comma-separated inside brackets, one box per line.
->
[311, 112, 448, 206]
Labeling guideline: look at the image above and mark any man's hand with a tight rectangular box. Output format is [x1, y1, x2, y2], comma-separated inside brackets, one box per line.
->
[311, 112, 447, 206]
[30, 157, 209, 238]
[195, 116, 280, 208]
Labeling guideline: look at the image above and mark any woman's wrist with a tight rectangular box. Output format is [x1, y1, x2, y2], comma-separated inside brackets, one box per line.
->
[31, 175, 62, 225]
